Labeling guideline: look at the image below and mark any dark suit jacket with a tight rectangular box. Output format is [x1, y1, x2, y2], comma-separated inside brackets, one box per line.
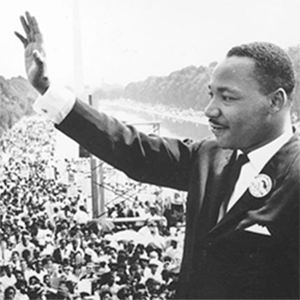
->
[52, 247, 63, 264]
[57, 99, 300, 299]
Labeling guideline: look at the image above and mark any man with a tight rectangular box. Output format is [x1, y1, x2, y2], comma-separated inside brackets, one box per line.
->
[3, 286, 16, 300]
[52, 238, 70, 264]
[15, 12, 299, 299]
[14, 231, 35, 262]
[19, 259, 36, 283]
[73, 205, 90, 225]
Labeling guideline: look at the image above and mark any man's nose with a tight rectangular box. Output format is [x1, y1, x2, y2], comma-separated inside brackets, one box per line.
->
[204, 97, 221, 119]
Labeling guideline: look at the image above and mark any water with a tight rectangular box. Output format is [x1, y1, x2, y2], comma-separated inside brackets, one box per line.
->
[100, 102, 213, 142]
[54, 101, 213, 159]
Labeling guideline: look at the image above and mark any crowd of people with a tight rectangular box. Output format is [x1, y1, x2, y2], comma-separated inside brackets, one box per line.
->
[0, 116, 186, 300]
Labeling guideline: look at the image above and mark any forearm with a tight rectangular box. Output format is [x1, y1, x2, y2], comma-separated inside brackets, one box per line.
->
[56, 98, 195, 190]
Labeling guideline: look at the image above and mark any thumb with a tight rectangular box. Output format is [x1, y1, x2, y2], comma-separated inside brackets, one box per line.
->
[33, 49, 44, 66]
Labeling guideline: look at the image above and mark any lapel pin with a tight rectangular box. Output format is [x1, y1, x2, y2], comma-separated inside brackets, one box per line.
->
[249, 174, 272, 198]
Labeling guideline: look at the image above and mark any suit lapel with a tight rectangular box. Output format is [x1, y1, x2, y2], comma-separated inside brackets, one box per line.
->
[205, 152, 235, 229]
[208, 132, 300, 235]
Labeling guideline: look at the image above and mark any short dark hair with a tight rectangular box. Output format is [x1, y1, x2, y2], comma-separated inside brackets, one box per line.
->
[4, 286, 16, 297]
[100, 290, 113, 298]
[227, 42, 295, 98]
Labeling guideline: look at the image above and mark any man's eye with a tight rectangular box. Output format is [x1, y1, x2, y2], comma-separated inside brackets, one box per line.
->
[208, 91, 213, 98]
[222, 95, 234, 101]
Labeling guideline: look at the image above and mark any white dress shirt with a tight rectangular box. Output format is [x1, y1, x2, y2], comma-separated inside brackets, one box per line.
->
[33, 83, 76, 124]
[227, 129, 293, 211]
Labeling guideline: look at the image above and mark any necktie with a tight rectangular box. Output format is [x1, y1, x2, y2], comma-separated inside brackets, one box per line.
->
[217, 152, 249, 222]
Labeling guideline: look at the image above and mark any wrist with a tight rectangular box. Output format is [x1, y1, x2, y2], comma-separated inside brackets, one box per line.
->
[33, 83, 76, 124]
[35, 76, 50, 95]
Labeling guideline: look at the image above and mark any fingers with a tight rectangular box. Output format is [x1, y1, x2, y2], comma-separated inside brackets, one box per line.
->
[14, 31, 28, 48]
[25, 11, 35, 42]
[20, 15, 30, 39]
[31, 16, 41, 35]
[32, 16, 43, 44]
[19, 12, 42, 43]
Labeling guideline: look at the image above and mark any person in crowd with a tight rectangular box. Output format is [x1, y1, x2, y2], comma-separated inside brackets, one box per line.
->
[31, 259, 47, 283]
[55, 280, 72, 300]
[0, 240, 12, 267]
[73, 205, 90, 225]
[14, 279, 29, 300]
[143, 259, 163, 284]
[19, 260, 35, 283]
[138, 220, 166, 250]
[116, 286, 133, 300]
[99, 289, 113, 300]
[26, 275, 44, 300]
[79, 262, 97, 281]
[98, 271, 122, 299]
[1, 265, 17, 291]
[52, 238, 70, 264]
[15, 232, 35, 262]
[3, 286, 16, 300]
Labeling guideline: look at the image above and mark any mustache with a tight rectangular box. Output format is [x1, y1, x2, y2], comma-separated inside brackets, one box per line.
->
[208, 119, 229, 129]
[209, 119, 225, 126]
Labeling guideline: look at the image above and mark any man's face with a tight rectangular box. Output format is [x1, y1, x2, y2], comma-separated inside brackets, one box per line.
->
[44, 275, 50, 285]
[19, 283, 27, 293]
[148, 222, 157, 234]
[12, 252, 19, 261]
[21, 234, 30, 245]
[60, 239, 66, 249]
[205, 56, 273, 153]
[86, 264, 93, 274]
[20, 260, 27, 271]
[5, 288, 15, 300]
[15, 274, 23, 282]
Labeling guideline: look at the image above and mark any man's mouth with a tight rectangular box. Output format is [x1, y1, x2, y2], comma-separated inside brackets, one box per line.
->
[209, 120, 229, 134]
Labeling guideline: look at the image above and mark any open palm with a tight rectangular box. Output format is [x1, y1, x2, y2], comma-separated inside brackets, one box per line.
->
[15, 12, 49, 94]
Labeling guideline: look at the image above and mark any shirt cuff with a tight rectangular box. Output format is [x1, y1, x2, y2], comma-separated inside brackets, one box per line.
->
[33, 84, 76, 124]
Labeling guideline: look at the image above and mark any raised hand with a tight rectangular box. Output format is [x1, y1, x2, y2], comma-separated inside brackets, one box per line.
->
[15, 12, 50, 95]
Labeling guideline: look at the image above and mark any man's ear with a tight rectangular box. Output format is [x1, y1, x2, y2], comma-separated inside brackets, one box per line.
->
[269, 88, 287, 113]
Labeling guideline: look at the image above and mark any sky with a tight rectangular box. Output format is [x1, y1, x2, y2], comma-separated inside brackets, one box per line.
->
[2, 0, 300, 90]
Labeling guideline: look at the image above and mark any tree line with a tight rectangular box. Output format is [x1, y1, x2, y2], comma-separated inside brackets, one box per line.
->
[1, 45, 300, 137]
[94, 45, 300, 121]
[0, 76, 37, 137]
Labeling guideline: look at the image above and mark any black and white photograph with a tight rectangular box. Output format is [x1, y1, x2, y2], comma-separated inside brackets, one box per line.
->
[0, 0, 299, 299]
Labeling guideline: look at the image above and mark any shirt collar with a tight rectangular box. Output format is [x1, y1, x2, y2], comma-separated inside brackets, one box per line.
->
[245, 129, 293, 173]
